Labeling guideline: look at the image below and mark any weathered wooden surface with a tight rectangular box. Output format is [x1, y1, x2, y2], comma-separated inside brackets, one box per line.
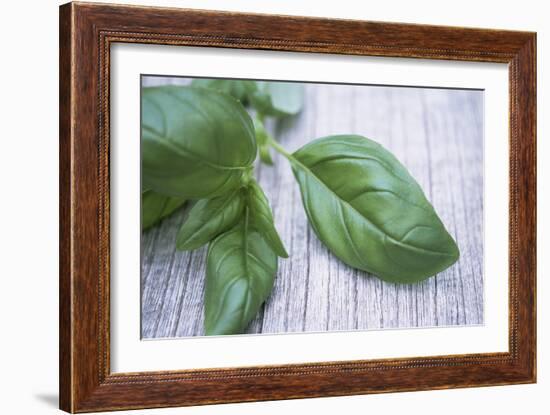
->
[140, 76, 484, 338]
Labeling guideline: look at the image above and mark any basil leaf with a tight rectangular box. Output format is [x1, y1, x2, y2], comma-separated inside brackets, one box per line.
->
[250, 81, 304, 117]
[205, 214, 277, 335]
[191, 78, 257, 103]
[253, 117, 274, 165]
[142, 86, 257, 198]
[142, 190, 185, 231]
[176, 189, 245, 251]
[247, 180, 288, 258]
[291, 135, 459, 283]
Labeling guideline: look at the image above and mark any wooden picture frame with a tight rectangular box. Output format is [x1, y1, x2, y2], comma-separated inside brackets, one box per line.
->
[59, 2, 536, 412]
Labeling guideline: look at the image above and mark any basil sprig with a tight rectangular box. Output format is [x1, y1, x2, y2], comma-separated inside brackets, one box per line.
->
[142, 83, 459, 335]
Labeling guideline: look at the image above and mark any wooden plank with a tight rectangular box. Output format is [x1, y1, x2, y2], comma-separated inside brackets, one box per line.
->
[140, 77, 484, 338]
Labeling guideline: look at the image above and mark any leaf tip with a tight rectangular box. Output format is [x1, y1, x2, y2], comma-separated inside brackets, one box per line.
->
[278, 249, 289, 259]
[449, 238, 461, 263]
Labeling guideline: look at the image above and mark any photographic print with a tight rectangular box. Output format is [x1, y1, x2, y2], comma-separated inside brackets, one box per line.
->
[60, 4, 536, 410]
[140, 76, 483, 338]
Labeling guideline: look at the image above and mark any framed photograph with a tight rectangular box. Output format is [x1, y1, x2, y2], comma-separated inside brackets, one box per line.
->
[59, 2, 536, 412]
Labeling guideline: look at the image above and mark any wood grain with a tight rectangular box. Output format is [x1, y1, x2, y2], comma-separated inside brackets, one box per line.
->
[140, 78, 484, 338]
[59, 2, 536, 413]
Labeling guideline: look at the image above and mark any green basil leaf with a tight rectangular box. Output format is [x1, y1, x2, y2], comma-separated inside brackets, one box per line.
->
[247, 180, 288, 258]
[291, 135, 459, 283]
[253, 117, 273, 165]
[205, 214, 277, 335]
[190, 79, 257, 103]
[250, 81, 304, 117]
[141, 190, 186, 231]
[142, 86, 257, 198]
[176, 189, 245, 251]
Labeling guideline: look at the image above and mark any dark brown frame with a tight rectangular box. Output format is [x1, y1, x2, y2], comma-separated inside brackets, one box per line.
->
[59, 2, 536, 412]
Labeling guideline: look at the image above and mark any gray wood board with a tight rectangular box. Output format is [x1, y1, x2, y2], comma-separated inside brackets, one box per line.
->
[140, 76, 484, 338]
